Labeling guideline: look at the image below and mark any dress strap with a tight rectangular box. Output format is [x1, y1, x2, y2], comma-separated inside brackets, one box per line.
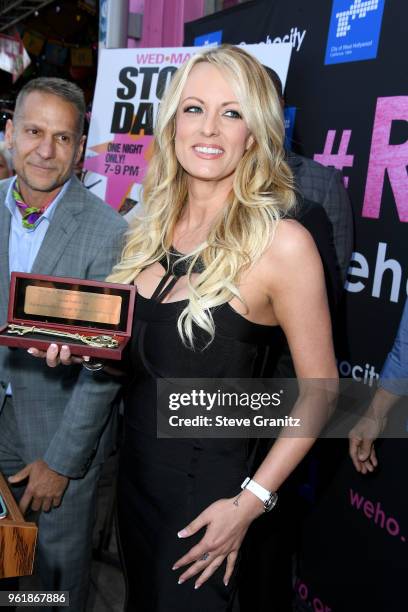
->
[150, 273, 179, 303]
[135, 248, 205, 379]
[151, 248, 204, 303]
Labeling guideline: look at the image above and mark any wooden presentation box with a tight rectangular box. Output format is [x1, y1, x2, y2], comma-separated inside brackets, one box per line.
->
[0, 273, 136, 360]
[0, 472, 38, 578]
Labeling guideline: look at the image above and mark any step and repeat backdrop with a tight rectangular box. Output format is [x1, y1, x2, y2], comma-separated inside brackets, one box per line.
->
[83, 0, 406, 609]
[185, 1, 407, 611]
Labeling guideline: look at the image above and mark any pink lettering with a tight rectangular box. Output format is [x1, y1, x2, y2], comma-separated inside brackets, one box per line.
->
[170, 52, 192, 64]
[313, 598, 331, 612]
[386, 517, 400, 536]
[362, 96, 408, 221]
[349, 489, 404, 540]
[349, 488, 364, 509]
[363, 500, 374, 519]
[313, 130, 354, 184]
[295, 580, 331, 611]
[148, 53, 164, 64]
[374, 501, 385, 528]
[136, 53, 148, 64]
[298, 582, 308, 600]
[136, 53, 166, 64]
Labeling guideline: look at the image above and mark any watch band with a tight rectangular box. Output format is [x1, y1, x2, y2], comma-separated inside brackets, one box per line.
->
[241, 477, 270, 502]
[241, 477, 278, 512]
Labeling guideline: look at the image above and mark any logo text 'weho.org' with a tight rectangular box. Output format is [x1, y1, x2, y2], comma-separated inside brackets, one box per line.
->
[350, 489, 406, 543]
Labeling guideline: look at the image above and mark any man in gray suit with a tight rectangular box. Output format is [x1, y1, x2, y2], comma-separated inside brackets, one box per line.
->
[288, 151, 353, 283]
[0, 78, 127, 610]
[264, 66, 354, 282]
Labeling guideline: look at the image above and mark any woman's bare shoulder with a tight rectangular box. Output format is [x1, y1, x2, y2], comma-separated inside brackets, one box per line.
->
[243, 218, 322, 303]
[263, 218, 318, 267]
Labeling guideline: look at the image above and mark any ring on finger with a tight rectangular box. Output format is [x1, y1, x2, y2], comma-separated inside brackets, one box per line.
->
[200, 552, 210, 561]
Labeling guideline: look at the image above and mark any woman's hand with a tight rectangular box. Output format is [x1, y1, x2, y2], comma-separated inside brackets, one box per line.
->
[173, 490, 264, 589]
[27, 344, 85, 367]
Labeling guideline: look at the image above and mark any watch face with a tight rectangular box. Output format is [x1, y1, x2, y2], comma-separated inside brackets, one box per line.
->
[264, 492, 278, 512]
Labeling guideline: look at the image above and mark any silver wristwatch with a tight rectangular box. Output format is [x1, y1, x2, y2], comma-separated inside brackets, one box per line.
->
[241, 477, 278, 512]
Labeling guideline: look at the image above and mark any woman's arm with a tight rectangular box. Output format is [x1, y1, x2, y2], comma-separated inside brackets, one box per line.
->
[249, 219, 338, 491]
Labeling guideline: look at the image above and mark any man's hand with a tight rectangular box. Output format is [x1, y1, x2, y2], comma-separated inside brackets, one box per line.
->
[348, 429, 378, 474]
[8, 460, 69, 514]
[28, 343, 84, 367]
[348, 387, 398, 474]
[348, 414, 386, 474]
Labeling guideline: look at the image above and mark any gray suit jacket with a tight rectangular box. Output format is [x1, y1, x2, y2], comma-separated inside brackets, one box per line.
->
[0, 177, 127, 478]
[288, 152, 354, 282]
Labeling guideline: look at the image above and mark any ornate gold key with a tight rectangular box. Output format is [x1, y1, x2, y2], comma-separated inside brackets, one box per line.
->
[7, 324, 119, 348]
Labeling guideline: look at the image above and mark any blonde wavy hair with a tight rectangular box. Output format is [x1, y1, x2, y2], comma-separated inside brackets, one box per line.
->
[108, 44, 296, 347]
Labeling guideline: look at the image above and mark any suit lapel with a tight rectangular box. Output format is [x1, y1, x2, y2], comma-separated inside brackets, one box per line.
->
[31, 178, 84, 276]
[0, 181, 12, 322]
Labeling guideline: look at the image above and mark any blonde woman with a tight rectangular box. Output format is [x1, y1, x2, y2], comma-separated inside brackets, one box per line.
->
[39, 45, 337, 611]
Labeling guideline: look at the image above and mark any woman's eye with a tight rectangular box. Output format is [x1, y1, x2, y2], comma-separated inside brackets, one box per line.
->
[184, 105, 202, 114]
[224, 109, 242, 119]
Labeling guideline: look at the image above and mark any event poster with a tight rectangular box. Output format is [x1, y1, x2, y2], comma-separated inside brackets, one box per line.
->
[83, 43, 292, 218]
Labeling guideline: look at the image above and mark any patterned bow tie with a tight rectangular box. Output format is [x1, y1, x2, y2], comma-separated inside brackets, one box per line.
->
[13, 182, 51, 229]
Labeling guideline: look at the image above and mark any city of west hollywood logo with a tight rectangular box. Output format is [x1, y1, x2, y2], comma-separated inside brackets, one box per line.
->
[194, 30, 223, 47]
[325, 0, 385, 65]
[336, 0, 380, 38]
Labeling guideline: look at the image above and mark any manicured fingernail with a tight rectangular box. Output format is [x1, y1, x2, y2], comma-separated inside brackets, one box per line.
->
[172, 565, 178, 570]
[178, 579, 184, 585]
[62, 345, 68, 350]
[50, 344, 58, 350]
[27, 348, 35, 354]
[224, 580, 229, 587]
[178, 529, 188, 538]
[83, 355, 90, 362]
[194, 583, 201, 590]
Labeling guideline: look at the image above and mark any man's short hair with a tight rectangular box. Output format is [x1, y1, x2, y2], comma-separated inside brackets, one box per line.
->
[14, 77, 85, 137]
[262, 65, 284, 101]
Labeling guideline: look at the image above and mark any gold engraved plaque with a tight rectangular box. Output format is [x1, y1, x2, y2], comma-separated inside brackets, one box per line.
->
[24, 286, 122, 326]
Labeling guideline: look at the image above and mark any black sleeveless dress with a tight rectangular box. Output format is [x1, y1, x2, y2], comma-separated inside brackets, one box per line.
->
[117, 252, 285, 612]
